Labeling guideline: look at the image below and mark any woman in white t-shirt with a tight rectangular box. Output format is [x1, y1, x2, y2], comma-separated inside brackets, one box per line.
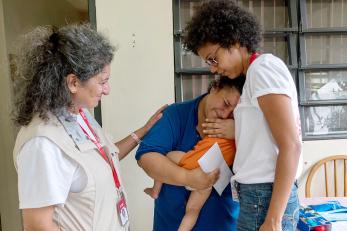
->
[12, 24, 170, 230]
[183, 1, 302, 231]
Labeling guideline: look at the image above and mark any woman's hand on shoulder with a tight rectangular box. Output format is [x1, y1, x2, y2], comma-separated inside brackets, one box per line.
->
[202, 118, 235, 139]
[185, 167, 219, 190]
[141, 104, 168, 135]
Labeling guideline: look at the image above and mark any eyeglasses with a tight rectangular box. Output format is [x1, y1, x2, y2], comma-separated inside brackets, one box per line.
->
[205, 46, 221, 66]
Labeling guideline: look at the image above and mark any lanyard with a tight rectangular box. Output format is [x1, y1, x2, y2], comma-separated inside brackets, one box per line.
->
[78, 109, 121, 189]
[249, 52, 260, 65]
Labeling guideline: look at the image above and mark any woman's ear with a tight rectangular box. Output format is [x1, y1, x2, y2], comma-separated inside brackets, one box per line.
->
[66, 74, 79, 94]
[229, 42, 241, 49]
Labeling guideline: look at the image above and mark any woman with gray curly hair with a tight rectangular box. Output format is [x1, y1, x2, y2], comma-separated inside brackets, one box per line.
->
[13, 24, 166, 230]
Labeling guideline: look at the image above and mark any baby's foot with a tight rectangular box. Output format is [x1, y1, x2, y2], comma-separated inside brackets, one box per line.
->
[144, 187, 159, 199]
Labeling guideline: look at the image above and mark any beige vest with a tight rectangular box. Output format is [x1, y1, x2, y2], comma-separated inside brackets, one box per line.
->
[13, 111, 130, 231]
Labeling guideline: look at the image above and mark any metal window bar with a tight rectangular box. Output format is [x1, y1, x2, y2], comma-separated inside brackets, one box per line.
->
[299, 105, 347, 140]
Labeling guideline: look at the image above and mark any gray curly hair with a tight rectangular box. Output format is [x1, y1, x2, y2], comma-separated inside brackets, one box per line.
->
[13, 24, 115, 126]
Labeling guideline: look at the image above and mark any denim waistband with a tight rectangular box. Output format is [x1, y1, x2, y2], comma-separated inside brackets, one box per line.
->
[234, 180, 298, 191]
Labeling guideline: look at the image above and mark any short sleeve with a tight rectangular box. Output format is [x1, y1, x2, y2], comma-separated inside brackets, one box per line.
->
[250, 55, 293, 100]
[135, 107, 179, 160]
[17, 137, 78, 209]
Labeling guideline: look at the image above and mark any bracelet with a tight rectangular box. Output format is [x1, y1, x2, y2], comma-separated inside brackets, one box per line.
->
[130, 132, 141, 144]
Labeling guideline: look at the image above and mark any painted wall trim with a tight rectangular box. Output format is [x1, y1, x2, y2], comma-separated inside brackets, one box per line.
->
[88, 0, 102, 126]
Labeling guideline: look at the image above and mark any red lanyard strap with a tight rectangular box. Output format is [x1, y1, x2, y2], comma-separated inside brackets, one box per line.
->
[249, 52, 259, 65]
[78, 109, 121, 189]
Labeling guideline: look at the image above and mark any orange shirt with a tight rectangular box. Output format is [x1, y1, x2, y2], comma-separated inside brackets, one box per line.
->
[178, 137, 236, 170]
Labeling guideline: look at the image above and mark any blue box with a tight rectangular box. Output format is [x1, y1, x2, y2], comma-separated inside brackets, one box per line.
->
[297, 207, 332, 231]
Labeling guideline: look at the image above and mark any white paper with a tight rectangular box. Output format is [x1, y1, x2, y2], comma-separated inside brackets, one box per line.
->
[198, 142, 233, 196]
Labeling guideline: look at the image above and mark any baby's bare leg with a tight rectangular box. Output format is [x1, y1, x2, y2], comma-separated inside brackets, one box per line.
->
[144, 181, 162, 199]
[144, 151, 186, 199]
[167, 150, 185, 164]
[178, 188, 212, 231]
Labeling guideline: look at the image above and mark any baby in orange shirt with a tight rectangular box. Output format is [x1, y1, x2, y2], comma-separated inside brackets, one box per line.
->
[145, 137, 236, 231]
[178, 137, 235, 170]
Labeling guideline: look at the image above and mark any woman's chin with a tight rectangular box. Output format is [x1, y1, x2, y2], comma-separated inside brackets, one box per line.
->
[92, 100, 101, 108]
[226, 73, 238, 79]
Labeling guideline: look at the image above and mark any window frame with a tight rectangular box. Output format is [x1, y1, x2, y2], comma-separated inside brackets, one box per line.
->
[173, 0, 347, 140]
[299, 0, 347, 139]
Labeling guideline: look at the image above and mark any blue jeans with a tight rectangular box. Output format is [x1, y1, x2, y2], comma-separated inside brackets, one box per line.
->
[236, 182, 299, 231]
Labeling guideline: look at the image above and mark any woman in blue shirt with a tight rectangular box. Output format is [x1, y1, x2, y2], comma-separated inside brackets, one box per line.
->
[136, 76, 244, 231]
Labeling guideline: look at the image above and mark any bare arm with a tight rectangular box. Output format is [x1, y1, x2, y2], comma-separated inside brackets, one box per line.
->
[115, 104, 167, 160]
[22, 206, 60, 231]
[138, 152, 219, 190]
[258, 94, 301, 231]
[115, 127, 146, 161]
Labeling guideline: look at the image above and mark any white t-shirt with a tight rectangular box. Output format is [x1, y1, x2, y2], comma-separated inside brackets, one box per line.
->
[233, 54, 303, 184]
[17, 114, 91, 209]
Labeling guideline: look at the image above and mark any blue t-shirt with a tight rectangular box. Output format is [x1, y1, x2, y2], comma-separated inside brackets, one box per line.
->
[136, 95, 239, 231]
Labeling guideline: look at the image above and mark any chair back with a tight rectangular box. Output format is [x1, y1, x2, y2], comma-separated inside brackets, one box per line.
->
[305, 155, 347, 197]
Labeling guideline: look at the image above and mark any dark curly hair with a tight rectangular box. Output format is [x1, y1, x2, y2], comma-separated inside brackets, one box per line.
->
[208, 75, 245, 94]
[13, 24, 115, 126]
[183, 0, 262, 54]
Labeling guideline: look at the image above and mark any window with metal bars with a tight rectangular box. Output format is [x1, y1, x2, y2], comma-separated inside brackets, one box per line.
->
[173, 0, 347, 140]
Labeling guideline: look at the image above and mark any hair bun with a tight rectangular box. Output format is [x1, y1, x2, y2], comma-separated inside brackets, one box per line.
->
[49, 32, 59, 50]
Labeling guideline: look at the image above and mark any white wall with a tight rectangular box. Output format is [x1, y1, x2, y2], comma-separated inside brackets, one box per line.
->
[95, 0, 346, 230]
[3, 0, 87, 53]
[0, 1, 22, 230]
[95, 0, 174, 230]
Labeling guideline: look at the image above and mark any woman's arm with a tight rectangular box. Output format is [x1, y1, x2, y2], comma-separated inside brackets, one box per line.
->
[138, 152, 219, 190]
[115, 104, 167, 160]
[258, 94, 301, 231]
[22, 206, 60, 231]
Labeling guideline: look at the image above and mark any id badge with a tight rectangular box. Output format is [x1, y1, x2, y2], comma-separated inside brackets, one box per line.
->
[230, 181, 239, 202]
[117, 193, 129, 226]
